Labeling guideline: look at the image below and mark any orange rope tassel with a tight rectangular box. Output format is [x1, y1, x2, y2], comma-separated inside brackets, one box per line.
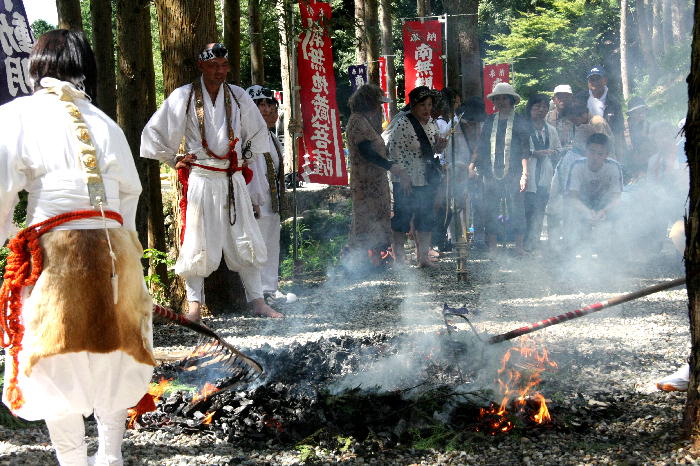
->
[0, 210, 123, 412]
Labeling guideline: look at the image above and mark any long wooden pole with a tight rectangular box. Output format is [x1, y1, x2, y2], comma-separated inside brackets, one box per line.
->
[489, 278, 687, 344]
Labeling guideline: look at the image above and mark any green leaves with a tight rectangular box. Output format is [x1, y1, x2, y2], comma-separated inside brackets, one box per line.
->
[484, 0, 618, 98]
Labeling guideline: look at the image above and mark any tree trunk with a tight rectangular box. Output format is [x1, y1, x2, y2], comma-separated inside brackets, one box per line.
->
[277, 0, 297, 173]
[355, 0, 367, 64]
[248, 0, 264, 84]
[224, 0, 241, 85]
[651, 0, 665, 57]
[154, 0, 217, 96]
[142, 4, 168, 288]
[670, 0, 686, 43]
[620, 0, 631, 102]
[364, 0, 380, 84]
[460, 0, 481, 100]
[56, 0, 83, 30]
[662, 0, 674, 50]
[90, 0, 116, 120]
[682, 0, 700, 443]
[115, 0, 152, 249]
[379, 0, 397, 117]
[636, 0, 656, 78]
[416, 0, 430, 17]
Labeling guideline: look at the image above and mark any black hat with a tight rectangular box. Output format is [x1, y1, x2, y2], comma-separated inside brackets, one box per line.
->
[586, 66, 605, 79]
[408, 86, 436, 107]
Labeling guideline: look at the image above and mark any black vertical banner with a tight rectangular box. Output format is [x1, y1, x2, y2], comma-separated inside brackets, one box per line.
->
[0, 0, 33, 106]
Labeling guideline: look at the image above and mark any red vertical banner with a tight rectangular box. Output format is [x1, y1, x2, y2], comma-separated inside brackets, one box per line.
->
[378, 56, 390, 122]
[296, 0, 348, 185]
[482, 63, 510, 114]
[402, 20, 444, 100]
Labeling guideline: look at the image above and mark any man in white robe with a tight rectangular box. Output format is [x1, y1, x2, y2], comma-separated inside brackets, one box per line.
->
[140, 43, 281, 319]
[245, 85, 297, 304]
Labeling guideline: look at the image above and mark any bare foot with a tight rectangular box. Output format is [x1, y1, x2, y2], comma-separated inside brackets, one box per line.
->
[252, 302, 285, 318]
[428, 249, 439, 258]
[418, 258, 438, 268]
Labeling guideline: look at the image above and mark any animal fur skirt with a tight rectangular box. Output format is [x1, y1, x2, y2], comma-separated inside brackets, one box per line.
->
[2, 228, 155, 421]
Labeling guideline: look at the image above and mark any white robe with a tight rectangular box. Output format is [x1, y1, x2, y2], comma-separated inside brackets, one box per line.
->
[140, 78, 270, 278]
[0, 81, 152, 421]
[247, 131, 283, 293]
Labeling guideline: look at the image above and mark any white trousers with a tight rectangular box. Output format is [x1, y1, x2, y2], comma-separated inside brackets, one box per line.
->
[46, 408, 127, 466]
[256, 213, 281, 293]
[184, 263, 263, 303]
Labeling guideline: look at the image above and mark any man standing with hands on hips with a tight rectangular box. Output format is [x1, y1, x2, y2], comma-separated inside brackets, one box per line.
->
[141, 43, 282, 320]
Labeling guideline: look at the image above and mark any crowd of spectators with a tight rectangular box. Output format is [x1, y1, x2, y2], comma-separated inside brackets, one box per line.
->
[345, 65, 688, 267]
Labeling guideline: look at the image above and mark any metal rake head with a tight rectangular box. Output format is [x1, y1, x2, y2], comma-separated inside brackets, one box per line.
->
[180, 335, 264, 386]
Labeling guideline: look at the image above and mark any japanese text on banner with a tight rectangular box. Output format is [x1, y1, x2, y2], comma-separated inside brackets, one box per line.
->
[483, 63, 510, 115]
[0, 0, 33, 106]
[297, 0, 347, 185]
[402, 20, 443, 100]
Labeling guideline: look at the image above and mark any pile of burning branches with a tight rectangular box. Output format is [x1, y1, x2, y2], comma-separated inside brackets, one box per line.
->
[125, 280, 685, 448]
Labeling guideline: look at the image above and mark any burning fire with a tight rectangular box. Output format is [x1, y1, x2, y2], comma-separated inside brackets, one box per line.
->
[478, 336, 557, 434]
[201, 411, 215, 425]
[127, 378, 173, 429]
[191, 382, 220, 404]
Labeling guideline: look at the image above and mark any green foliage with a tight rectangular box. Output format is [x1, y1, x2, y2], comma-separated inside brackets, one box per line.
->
[0, 246, 8, 280]
[143, 248, 175, 305]
[30, 19, 54, 39]
[633, 42, 691, 123]
[295, 443, 319, 462]
[280, 222, 347, 278]
[279, 210, 350, 278]
[485, 0, 619, 98]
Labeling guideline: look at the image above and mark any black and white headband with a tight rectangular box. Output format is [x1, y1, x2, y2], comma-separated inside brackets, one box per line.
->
[246, 85, 275, 101]
[198, 43, 228, 61]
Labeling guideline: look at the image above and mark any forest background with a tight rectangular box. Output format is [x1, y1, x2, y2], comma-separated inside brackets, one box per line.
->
[32, 0, 694, 121]
[9, 0, 693, 304]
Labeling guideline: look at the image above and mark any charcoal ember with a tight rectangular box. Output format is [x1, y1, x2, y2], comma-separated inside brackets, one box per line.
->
[162, 392, 184, 414]
[233, 399, 253, 416]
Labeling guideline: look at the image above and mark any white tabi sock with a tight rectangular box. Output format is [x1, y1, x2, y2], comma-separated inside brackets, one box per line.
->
[93, 409, 127, 466]
[45, 414, 88, 466]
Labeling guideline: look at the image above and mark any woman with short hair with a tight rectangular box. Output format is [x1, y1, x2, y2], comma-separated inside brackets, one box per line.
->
[524, 94, 561, 252]
[0, 30, 154, 465]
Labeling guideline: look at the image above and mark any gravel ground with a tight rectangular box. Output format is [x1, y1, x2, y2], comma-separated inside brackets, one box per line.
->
[1, 244, 697, 465]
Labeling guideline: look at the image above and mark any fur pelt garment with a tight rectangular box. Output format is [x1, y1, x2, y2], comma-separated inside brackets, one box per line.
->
[22, 228, 155, 375]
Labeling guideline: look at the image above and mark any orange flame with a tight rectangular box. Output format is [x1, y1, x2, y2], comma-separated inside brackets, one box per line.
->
[127, 378, 173, 429]
[201, 411, 215, 425]
[478, 336, 557, 434]
[192, 382, 220, 404]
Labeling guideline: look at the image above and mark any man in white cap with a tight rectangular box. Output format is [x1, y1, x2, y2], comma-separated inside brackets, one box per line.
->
[469, 82, 530, 256]
[546, 84, 574, 150]
[141, 43, 281, 320]
[245, 84, 297, 304]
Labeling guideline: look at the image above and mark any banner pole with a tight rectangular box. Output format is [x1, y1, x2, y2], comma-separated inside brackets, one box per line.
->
[290, 4, 301, 275]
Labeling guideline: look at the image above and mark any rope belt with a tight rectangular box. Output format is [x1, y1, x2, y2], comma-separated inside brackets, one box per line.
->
[0, 209, 123, 411]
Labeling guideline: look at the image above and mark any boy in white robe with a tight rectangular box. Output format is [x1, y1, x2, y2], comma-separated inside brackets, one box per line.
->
[140, 43, 281, 319]
[245, 85, 297, 304]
